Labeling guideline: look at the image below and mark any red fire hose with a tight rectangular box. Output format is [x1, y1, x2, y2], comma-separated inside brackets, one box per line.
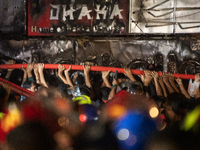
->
[0, 63, 195, 79]
[0, 63, 195, 97]
[0, 77, 35, 97]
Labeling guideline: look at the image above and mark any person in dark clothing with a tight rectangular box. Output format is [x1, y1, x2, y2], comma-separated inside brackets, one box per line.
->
[5, 121, 56, 150]
[164, 92, 189, 126]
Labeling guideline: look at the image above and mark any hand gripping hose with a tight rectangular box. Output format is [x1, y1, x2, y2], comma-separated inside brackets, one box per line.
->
[0, 64, 195, 80]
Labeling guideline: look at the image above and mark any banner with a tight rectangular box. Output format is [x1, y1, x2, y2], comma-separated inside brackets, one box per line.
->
[28, 0, 128, 36]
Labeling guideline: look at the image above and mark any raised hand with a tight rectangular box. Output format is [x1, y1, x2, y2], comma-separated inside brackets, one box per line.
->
[83, 65, 90, 75]
[58, 64, 65, 75]
[139, 70, 152, 86]
[162, 72, 169, 83]
[175, 77, 183, 85]
[38, 63, 45, 74]
[64, 65, 71, 74]
[124, 68, 136, 81]
[168, 73, 175, 83]
[195, 73, 200, 82]
[22, 63, 27, 73]
[151, 71, 159, 81]
[102, 70, 111, 79]
[26, 63, 34, 73]
[33, 63, 39, 75]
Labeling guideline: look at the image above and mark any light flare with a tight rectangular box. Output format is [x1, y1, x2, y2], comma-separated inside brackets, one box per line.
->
[149, 107, 159, 118]
[79, 114, 87, 122]
[117, 128, 129, 141]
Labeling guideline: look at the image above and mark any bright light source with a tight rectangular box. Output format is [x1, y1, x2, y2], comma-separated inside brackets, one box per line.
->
[79, 114, 87, 122]
[149, 107, 159, 118]
[117, 128, 129, 141]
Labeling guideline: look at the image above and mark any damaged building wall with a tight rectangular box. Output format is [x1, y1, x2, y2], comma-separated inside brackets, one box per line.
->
[0, 39, 200, 74]
[0, 0, 25, 34]
[0, 0, 200, 75]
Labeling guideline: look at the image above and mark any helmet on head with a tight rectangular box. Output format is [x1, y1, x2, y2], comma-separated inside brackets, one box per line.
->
[67, 85, 91, 98]
[71, 71, 85, 85]
[73, 95, 92, 105]
[120, 81, 143, 95]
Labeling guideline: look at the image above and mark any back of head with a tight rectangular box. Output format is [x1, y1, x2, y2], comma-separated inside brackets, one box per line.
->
[76, 74, 85, 85]
[6, 121, 56, 150]
[22, 80, 33, 89]
[80, 86, 91, 97]
[167, 92, 188, 116]
[120, 81, 143, 95]
[68, 85, 91, 98]
[71, 71, 85, 85]
[101, 87, 111, 101]
[127, 81, 143, 95]
[57, 83, 70, 98]
[146, 124, 200, 150]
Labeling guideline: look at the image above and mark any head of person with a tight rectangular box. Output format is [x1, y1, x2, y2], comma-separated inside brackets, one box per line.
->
[23, 81, 38, 93]
[145, 123, 200, 150]
[67, 85, 91, 99]
[100, 87, 111, 102]
[75, 74, 85, 85]
[152, 95, 166, 114]
[164, 92, 188, 125]
[71, 71, 85, 86]
[120, 80, 144, 95]
[56, 83, 71, 99]
[7, 59, 16, 65]
[5, 121, 56, 150]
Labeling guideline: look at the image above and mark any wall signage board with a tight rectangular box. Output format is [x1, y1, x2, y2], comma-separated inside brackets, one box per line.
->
[28, 0, 128, 36]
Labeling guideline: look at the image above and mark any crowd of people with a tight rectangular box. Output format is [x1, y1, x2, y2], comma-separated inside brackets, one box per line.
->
[1, 59, 200, 150]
